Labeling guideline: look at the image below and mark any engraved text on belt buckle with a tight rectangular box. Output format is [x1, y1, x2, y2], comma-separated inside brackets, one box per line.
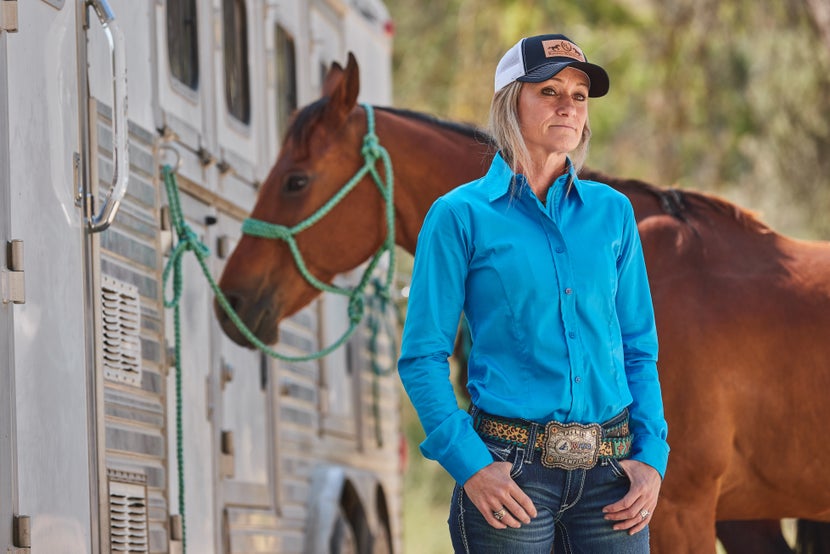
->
[541, 422, 601, 470]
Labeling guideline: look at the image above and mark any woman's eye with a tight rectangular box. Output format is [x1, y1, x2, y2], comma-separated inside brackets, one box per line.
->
[542, 88, 557, 96]
[284, 174, 309, 193]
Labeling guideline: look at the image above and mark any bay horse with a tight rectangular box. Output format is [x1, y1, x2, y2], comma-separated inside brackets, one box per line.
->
[215, 54, 830, 552]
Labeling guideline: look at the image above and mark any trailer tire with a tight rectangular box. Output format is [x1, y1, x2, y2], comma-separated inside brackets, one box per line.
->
[330, 506, 358, 554]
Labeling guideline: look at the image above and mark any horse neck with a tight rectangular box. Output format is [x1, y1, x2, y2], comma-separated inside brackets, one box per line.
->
[375, 109, 494, 254]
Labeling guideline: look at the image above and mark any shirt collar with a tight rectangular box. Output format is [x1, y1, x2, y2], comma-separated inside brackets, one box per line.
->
[485, 152, 586, 204]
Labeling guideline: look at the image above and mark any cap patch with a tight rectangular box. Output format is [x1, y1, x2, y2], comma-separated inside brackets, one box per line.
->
[541, 39, 585, 62]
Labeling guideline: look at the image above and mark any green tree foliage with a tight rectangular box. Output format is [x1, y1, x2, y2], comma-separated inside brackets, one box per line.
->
[384, 0, 830, 238]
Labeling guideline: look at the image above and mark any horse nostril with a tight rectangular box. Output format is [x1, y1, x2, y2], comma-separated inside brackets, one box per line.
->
[225, 292, 242, 311]
[215, 292, 243, 323]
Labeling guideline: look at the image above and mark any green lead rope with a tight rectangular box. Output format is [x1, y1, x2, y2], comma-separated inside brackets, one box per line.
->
[159, 103, 400, 549]
[161, 164, 205, 554]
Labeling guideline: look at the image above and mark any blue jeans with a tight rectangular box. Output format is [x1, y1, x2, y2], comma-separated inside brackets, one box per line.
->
[448, 418, 648, 553]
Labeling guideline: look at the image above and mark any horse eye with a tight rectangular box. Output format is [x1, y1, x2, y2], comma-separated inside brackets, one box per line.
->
[284, 173, 309, 193]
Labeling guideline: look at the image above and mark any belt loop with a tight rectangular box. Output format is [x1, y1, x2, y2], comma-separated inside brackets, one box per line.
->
[469, 404, 481, 429]
[525, 422, 538, 464]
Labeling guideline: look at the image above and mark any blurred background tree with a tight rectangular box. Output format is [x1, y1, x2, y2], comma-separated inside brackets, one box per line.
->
[385, 0, 830, 238]
[384, 1, 830, 551]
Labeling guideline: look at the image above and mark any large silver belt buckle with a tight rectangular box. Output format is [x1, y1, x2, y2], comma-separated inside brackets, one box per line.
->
[541, 422, 601, 470]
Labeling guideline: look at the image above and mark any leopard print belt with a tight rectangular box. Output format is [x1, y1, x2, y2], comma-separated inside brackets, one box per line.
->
[474, 411, 633, 465]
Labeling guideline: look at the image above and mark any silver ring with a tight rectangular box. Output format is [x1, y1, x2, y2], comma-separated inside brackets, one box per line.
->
[640, 509, 649, 520]
[493, 508, 506, 521]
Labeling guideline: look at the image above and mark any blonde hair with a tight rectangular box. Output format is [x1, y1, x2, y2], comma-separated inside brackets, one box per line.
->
[488, 81, 592, 179]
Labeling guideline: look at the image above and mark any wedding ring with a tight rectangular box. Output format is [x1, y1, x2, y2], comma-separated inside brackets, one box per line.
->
[493, 508, 506, 521]
[640, 508, 649, 520]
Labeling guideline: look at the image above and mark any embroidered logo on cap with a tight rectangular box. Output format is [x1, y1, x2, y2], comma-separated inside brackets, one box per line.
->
[541, 39, 586, 62]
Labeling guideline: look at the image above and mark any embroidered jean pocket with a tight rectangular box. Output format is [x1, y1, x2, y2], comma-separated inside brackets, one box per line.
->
[482, 437, 523, 478]
[607, 457, 629, 480]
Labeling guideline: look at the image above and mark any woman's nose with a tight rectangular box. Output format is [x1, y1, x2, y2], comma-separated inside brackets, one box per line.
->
[557, 100, 576, 115]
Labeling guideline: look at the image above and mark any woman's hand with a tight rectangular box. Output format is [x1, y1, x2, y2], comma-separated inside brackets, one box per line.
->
[463, 461, 538, 529]
[602, 459, 662, 535]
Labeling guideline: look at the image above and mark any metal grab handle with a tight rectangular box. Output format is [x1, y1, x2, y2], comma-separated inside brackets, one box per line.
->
[86, 0, 129, 233]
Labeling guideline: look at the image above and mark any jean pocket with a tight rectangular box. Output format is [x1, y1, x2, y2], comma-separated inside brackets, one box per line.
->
[482, 437, 523, 478]
[607, 458, 629, 480]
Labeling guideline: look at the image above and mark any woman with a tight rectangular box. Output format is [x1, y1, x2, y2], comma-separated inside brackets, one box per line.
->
[398, 33, 669, 552]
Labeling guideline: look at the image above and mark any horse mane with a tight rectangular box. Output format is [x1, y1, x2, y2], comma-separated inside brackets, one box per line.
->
[285, 100, 497, 158]
[374, 106, 497, 147]
[581, 169, 773, 234]
[284, 97, 329, 158]
[288, 101, 770, 234]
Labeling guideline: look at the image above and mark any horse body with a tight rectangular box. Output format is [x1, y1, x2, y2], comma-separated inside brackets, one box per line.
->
[216, 55, 830, 552]
[614, 180, 830, 549]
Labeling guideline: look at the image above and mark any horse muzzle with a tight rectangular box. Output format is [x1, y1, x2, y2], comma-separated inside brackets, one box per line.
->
[213, 292, 280, 347]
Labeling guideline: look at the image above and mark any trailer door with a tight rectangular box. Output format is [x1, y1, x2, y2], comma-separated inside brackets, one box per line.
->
[1, 1, 94, 552]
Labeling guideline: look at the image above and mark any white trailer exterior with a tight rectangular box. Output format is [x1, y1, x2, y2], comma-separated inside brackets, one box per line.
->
[0, 1, 401, 553]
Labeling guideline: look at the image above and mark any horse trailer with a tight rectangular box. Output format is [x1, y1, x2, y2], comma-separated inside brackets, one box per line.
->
[0, 1, 402, 552]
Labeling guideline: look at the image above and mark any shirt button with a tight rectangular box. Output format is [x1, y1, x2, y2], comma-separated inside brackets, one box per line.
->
[555, 246, 564, 253]
[564, 288, 573, 295]
[568, 331, 576, 339]
[575, 376, 582, 383]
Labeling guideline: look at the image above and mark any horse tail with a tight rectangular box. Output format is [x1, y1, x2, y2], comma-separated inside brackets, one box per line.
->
[795, 519, 830, 554]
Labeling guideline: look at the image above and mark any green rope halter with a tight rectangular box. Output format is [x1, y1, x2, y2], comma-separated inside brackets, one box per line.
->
[239, 103, 397, 360]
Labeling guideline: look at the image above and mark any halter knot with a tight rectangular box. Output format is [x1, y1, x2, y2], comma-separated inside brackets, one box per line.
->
[361, 132, 382, 160]
[348, 295, 365, 323]
[183, 228, 211, 259]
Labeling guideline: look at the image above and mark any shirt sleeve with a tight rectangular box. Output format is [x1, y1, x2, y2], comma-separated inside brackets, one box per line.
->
[615, 202, 670, 478]
[398, 198, 493, 485]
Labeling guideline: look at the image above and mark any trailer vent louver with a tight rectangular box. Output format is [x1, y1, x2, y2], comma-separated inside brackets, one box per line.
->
[108, 470, 149, 553]
[101, 275, 142, 386]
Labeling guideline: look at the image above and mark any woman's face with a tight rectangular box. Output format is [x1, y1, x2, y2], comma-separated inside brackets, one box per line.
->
[517, 67, 590, 159]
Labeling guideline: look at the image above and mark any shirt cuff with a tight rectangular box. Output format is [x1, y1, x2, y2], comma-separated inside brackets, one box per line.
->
[630, 433, 670, 478]
[419, 414, 494, 485]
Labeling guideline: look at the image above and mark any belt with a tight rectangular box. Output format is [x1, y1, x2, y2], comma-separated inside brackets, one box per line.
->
[474, 410, 633, 470]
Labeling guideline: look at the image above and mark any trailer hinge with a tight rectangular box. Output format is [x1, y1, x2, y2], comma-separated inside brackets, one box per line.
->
[0, 0, 18, 33]
[2, 240, 25, 305]
[11, 514, 31, 550]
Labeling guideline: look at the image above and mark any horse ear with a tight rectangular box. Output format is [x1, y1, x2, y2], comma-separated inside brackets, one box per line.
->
[322, 60, 345, 97]
[322, 53, 360, 126]
[341, 52, 360, 107]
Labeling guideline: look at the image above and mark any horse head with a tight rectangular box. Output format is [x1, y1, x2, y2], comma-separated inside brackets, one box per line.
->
[216, 54, 388, 346]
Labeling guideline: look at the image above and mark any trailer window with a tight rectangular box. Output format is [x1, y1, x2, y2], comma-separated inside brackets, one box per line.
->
[275, 24, 298, 138]
[222, 0, 251, 124]
[167, 0, 200, 90]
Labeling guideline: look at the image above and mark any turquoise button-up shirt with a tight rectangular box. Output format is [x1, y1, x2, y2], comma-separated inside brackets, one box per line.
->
[398, 153, 669, 486]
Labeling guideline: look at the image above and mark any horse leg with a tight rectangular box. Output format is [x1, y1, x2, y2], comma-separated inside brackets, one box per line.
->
[650, 486, 721, 554]
[716, 520, 793, 554]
